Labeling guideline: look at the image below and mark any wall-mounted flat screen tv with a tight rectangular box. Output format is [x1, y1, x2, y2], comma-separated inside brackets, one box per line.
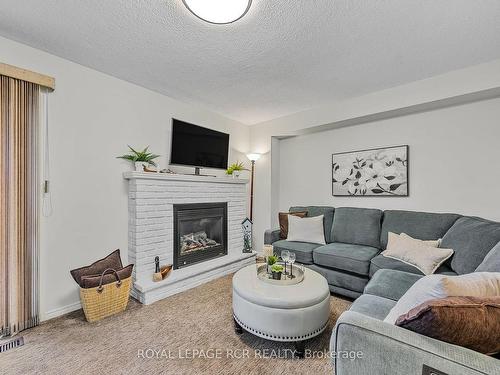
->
[170, 119, 229, 170]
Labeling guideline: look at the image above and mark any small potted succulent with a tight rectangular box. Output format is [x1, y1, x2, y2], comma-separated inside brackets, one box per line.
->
[271, 264, 284, 280]
[226, 161, 247, 178]
[267, 254, 278, 274]
[117, 145, 160, 172]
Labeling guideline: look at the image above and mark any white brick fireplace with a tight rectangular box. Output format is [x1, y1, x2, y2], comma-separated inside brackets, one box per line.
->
[124, 172, 255, 304]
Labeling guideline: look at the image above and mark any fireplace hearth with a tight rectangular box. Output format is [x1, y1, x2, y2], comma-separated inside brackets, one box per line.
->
[173, 202, 228, 269]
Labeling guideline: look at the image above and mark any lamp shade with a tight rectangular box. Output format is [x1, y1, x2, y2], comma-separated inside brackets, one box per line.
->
[182, 0, 252, 24]
[246, 153, 261, 162]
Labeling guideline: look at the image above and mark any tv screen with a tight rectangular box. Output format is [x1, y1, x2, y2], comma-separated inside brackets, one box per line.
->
[170, 119, 229, 170]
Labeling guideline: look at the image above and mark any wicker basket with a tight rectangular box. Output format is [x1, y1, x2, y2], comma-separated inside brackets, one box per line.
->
[80, 268, 132, 322]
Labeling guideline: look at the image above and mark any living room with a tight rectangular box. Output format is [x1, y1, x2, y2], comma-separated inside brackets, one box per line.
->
[0, 1, 499, 374]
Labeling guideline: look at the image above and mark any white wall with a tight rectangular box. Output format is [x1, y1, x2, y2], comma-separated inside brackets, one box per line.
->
[0, 36, 250, 320]
[3, 33, 500, 320]
[278, 98, 500, 221]
[249, 60, 500, 252]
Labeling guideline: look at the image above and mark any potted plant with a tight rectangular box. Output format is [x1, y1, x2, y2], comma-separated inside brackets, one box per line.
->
[226, 161, 247, 178]
[271, 264, 284, 280]
[267, 254, 278, 274]
[117, 145, 160, 171]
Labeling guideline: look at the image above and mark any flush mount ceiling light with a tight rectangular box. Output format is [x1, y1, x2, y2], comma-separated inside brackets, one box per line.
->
[182, 0, 252, 24]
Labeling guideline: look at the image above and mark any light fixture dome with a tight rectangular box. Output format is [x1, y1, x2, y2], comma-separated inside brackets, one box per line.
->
[246, 153, 261, 162]
[182, 0, 252, 24]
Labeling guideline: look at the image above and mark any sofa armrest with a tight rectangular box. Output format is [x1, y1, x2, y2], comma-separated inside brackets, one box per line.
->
[264, 228, 281, 245]
[331, 311, 498, 375]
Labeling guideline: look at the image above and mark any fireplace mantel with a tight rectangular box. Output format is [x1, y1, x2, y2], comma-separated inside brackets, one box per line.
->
[124, 171, 254, 304]
[123, 171, 249, 184]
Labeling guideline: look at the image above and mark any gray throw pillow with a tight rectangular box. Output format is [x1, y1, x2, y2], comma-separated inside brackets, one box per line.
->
[476, 241, 500, 272]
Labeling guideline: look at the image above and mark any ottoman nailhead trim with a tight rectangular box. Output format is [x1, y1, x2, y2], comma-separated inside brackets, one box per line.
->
[233, 314, 328, 341]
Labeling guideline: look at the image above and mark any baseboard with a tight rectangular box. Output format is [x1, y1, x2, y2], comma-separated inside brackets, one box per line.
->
[42, 301, 82, 322]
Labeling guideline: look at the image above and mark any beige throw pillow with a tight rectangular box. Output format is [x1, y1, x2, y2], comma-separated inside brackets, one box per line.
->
[400, 233, 441, 248]
[384, 272, 500, 324]
[389, 232, 441, 247]
[382, 232, 453, 275]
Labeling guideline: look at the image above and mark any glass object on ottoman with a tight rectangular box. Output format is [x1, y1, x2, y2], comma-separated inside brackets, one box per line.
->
[289, 252, 296, 277]
[281, 250, 290, 275]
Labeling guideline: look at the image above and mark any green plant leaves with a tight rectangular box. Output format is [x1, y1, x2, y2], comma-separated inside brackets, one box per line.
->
[117, 145, 160, 165]
[271, 264, 283, 273]
[267, 255, 278, 265]
[226, 161, 248, 174]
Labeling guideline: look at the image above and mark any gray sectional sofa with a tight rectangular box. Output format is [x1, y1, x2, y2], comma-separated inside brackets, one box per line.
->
[264, 206, 499, 297]
[264, 206, 500, 375]
[332, 268, 500, 375]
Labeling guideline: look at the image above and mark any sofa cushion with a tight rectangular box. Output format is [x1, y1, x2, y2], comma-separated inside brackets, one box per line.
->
[369, 255, 457, 277]
[272, 240, 322, 264]
[441, 216, 500, 274]
[313, 242, 379, 276]
[365, 269, 423, 301]
[380, 210, 460, 249]
[349, 294, 396, 321]
[278, 211, 307, 239]
[476, 241, 500, 272]
[331, 207, 383, 248]
[290, 206, 335, 243]
[307, 264, 369, 294]
[395, 296, 500, 355]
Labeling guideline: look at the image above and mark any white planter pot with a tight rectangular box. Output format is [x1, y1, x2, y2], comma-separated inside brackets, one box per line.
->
[232, 171, 241, 178]
[135, 162, 147, 172]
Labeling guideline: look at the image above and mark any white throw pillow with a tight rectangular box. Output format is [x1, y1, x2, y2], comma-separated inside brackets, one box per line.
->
[384, 272, 500, 324]
[287, 214, 326, 245]
[381, 232, 453, 275]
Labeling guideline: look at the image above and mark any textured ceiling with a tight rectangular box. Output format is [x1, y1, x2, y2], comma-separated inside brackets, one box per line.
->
[1, 0, 500, 124]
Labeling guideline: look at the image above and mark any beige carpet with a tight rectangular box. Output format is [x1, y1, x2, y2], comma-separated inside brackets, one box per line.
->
[1, 274, 351, 375]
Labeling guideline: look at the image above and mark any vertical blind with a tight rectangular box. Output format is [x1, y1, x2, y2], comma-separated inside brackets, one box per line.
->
[0, 75, 40, 336]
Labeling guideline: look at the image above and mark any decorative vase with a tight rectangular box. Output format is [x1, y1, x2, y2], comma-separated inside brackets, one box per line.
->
[271, 271, 282, 280]
[232, 170, 241, 178]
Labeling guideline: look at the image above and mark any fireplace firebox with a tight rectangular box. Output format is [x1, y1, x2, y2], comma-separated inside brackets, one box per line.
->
[173, 202, 228, 269]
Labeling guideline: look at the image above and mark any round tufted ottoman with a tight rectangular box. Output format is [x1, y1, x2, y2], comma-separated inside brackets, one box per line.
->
[232, 264, 330, 357]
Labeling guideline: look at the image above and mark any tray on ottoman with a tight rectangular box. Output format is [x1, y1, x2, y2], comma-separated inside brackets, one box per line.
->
[256, 264, 304, 285]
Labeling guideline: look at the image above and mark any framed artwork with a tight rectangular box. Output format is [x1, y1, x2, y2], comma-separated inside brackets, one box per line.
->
[332, 145, 409, 196]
